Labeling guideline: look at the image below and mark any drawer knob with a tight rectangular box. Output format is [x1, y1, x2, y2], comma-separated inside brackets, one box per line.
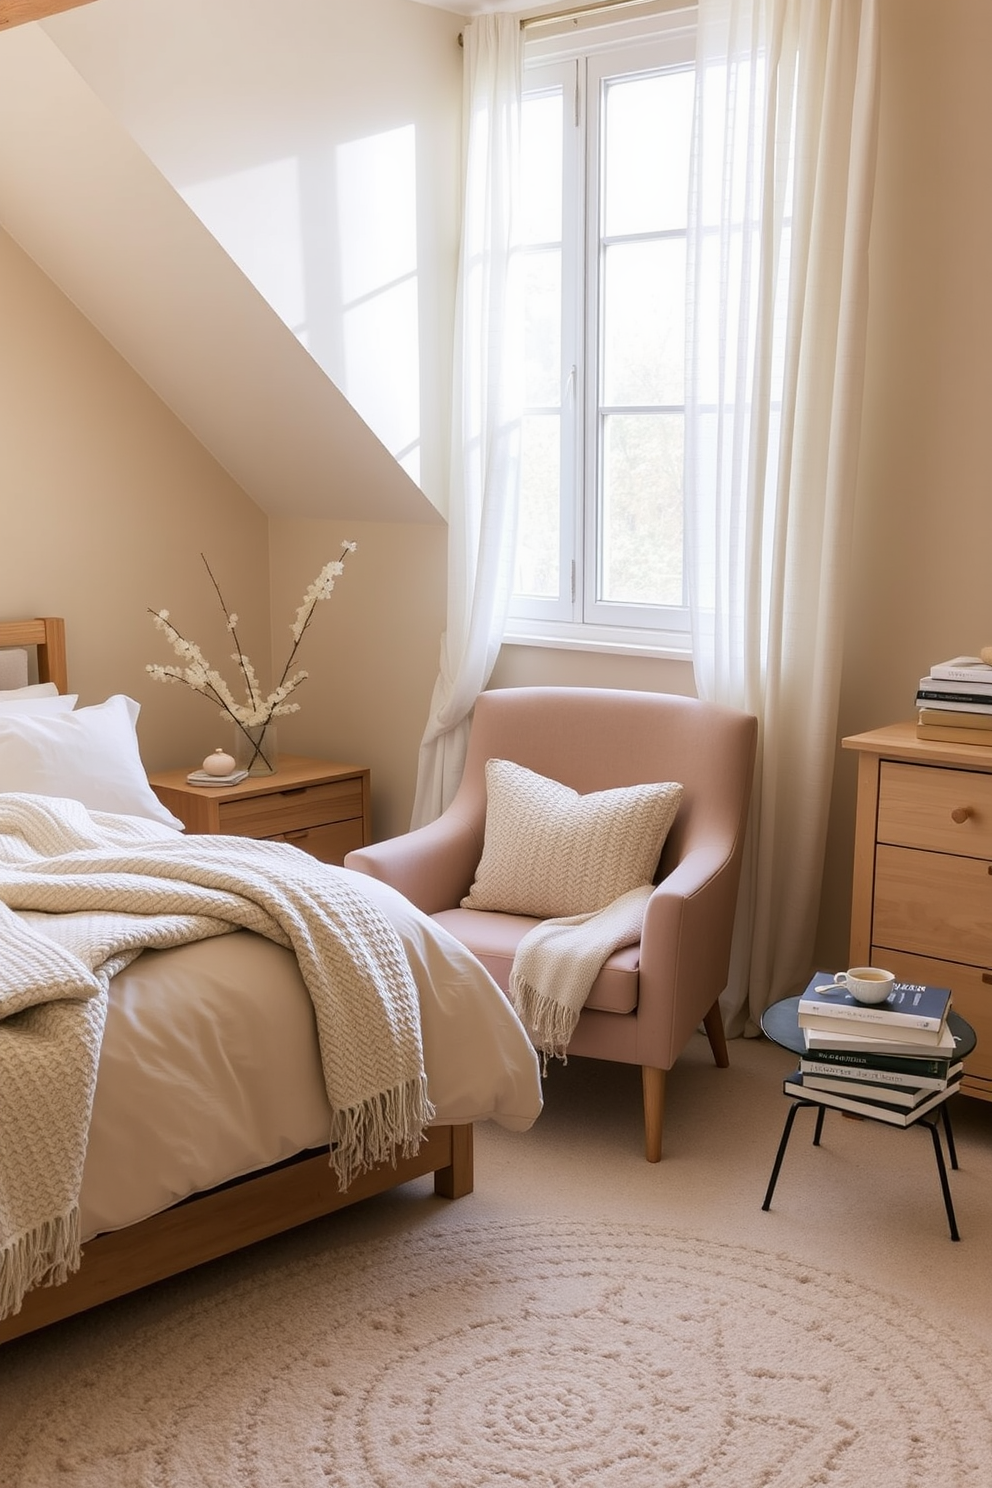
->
[951, 806, 972, 824]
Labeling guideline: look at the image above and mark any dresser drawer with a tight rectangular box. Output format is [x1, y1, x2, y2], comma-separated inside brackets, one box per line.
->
[867, 945, 992, 1098]
[217, 778, 365, 840]
[873, 843, 992, 967]
[272, 818, 365, 865]
[878, 761, 992, 860]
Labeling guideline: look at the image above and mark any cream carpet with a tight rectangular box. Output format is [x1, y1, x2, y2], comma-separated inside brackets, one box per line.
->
[2, 1033, 992, 1486]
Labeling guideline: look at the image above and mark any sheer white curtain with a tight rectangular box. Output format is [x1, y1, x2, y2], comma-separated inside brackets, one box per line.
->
[685, 0, 880, 1032]
[410, 16, 523, 829]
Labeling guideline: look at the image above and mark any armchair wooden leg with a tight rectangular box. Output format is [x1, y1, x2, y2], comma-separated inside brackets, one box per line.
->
[702, 998, 730, 1068]
[642, 1065, 666, 1163]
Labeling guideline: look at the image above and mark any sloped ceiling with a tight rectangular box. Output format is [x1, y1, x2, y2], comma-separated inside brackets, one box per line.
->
[0, 19, 441, 524]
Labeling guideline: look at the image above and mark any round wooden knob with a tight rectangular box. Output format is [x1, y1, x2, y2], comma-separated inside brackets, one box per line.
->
[951, 806, 972, 824]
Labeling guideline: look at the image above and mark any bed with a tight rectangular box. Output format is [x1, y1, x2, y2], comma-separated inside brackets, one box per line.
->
[0, 617, 543, 1344]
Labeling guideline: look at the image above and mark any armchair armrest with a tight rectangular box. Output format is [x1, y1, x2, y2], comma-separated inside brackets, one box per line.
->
[345, 811, 482, 916]
[636, 841, 746, 1061]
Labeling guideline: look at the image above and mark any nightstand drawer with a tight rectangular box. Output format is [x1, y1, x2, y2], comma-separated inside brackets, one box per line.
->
[867, 946, 992, 1100]
[873, 843, 992, 966]
[273, 818, 365, 864]
[878, 761, 992, 859]
[218, 778, 365, 840]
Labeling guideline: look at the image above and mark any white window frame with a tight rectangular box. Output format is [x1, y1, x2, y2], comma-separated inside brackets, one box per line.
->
[505, 6, 696, 660]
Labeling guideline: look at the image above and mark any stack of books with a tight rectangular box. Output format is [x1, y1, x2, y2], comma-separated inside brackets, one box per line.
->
[916, 656, 992, 745]
[784, 971, 962, 1126]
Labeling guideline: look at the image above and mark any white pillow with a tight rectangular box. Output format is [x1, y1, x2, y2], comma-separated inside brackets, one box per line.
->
[0, 681, 60, 699]
[0, 694, 78, 714]
[0, 694, 184, 830]
[461, 759, 684, 919]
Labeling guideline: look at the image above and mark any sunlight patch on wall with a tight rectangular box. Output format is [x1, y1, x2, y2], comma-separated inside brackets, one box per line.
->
[337, 125, 421, 484]
[171, 127, 424, 485]
[182, 156, 307, 340]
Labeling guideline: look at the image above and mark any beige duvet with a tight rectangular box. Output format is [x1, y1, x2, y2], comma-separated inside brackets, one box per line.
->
[81, 871, 544, 1239]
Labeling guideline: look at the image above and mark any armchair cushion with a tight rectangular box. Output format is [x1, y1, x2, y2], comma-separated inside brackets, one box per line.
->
[461, 759, 683, 919]
[433, 907, 641, 1015]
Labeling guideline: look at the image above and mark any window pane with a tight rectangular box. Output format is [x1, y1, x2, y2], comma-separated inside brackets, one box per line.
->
[515, 414, 561, 598]
[522, 247, 562, 408]
[521, 90, 563, 245]
[603, 238, 685, 406]
[600, 414, 683, 605]
[603, 69, 693, 238]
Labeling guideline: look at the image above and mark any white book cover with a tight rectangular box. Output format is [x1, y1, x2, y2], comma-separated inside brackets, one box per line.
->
[804, 1020, 957, 1057]
[929, 656, 992, 682]
[918, 673, 992, 696]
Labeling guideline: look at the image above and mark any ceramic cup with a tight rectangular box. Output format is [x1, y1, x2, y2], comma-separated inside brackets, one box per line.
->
[832, 967, 895, 1005]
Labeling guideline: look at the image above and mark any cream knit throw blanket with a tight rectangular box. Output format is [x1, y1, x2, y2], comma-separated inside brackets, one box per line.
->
[508, 884, 653, 1062]
[0, 793, 433, 1323]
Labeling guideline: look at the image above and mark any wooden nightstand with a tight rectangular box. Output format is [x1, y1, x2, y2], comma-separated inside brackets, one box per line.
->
[843, 722, 992, 1103]
[148, 755, 370, 867]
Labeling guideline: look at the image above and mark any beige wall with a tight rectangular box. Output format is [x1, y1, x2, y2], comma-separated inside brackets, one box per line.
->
[817, 0, 992, 969]
[5, 0, 992, 991]
[0, 227, 445, 827]
[0, 226, 272, 772]
[267, 518, 446, 842]
[496, 0, 992, 980]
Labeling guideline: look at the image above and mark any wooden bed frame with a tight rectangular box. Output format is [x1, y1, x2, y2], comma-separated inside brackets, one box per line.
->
[0, 618, 474, 1345]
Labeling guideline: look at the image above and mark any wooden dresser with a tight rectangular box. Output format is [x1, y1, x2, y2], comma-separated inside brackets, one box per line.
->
[843, 722, 992, 1102]
[149, 755, 370, 867]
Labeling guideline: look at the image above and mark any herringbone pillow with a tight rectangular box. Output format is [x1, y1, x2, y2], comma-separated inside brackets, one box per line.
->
[461, 759, 683, 919]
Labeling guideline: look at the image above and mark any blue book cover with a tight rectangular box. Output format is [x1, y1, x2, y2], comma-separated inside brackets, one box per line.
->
[798, 970, 951, 1032]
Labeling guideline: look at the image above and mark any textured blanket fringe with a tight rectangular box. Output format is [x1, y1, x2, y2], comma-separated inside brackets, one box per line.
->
[0, 1208, 81, 1322]
[327, 1077, 436, 1191]
[509, 976, 575, 1067]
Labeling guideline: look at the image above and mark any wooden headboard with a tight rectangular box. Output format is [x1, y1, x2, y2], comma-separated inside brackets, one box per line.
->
[0, 617, 68, 693]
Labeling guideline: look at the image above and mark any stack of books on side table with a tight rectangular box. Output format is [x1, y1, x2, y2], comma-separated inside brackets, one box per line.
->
[784, 971, 963, 1126]
[916, 656, 992, 744]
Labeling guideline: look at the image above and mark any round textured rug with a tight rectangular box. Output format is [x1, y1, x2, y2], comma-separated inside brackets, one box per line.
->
[1, 1217, 990, 1487]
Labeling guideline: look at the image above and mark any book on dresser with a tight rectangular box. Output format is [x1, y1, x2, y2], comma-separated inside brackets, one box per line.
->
[781, 1071, 954, 1126]
[918, 705, 992, 732]
[928, 656, 992, 683]
[915, 686, 992, 714]
[916, 720, 992, 747]
[797, 973, 951, 1034]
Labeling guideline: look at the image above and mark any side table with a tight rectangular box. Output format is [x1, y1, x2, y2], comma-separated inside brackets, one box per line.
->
[760, 995, 976, 1241]
[148, 755, 370, 866]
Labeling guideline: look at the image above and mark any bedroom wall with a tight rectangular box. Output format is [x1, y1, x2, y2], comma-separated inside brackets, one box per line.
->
[43, 0, 464, 518]
[0, 226, 272, 771]
[267, 518, 447, 842]
[6, 0, 992, 989]
[493, 0, 992, 983]
[816, 0, 992, 969]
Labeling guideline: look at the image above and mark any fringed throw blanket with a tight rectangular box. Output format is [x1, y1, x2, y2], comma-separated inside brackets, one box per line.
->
[508, 884, 653, 1062]
[0, 792, 433, 1322]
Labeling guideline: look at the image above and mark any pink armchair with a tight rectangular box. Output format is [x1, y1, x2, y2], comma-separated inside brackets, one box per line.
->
[345, 687, 757, 1160]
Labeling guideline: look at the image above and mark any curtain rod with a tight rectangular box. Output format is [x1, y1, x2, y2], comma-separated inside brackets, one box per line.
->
[458, 0, 664, 46]
[521, 0, 664, 31]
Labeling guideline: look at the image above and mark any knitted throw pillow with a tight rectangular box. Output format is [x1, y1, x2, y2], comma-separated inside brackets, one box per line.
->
[461, 759, 684, 919]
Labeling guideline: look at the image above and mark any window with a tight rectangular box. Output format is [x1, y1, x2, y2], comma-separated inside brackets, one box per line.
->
[507, 9, 696, 655]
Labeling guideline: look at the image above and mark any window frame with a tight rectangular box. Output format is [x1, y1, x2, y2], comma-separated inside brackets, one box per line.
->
[505, 7, 697, 660]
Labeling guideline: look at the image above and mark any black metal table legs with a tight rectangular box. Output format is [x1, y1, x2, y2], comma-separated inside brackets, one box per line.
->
[761, 1097, 961, 1241]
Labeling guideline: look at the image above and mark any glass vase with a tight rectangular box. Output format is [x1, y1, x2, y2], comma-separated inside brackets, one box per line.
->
[232, 721, 278, 776]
